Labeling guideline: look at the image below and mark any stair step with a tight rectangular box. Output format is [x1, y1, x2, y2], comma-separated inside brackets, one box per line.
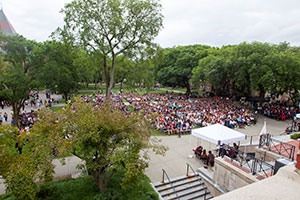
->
[153, 174, 214, 200]
[167, 186, 209, 200]
[187, 191, 213, 200]
[154, 174, 199, 188]
[161, 181, 205, 197]
[157, 176, 202, 193]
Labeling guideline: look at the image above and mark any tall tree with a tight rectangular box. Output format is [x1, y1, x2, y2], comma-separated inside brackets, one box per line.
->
[0, 34, 37, 128]
[265, 45, 300, 106]
[156, 45, 210, 95]
[31, 99, 165, 191]
[33, 41, 79, 100]
[56, 0, 163, 100]
[0, 109, 66, 199]
[73, 49, 100, 89]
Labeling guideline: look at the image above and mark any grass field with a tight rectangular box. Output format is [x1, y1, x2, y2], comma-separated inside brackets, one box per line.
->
[76, 83, 185, 95]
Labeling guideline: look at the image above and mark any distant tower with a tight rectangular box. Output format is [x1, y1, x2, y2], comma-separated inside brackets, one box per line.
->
[0, 6, 16, 35]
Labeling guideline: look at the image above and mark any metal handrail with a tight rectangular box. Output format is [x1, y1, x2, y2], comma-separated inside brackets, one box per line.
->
[226, 154, 274, 179]
[267, 138, 296, 160]
[161, 169, 179, 199]
[259, 135, 296, 161]
[238, 153, 253, 170]
[186, 163, 208, 200]
[252, 158, 274, 178]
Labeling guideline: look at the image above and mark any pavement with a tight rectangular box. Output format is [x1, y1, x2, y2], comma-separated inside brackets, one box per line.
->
[0, 93, 293, 194]
[0, 91, 63, 125]
[144, 115, 292, 184]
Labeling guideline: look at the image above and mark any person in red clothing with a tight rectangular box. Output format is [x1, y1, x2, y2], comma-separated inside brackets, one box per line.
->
[194, 146, 203, 159]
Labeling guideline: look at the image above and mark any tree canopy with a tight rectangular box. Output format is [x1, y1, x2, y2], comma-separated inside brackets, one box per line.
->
[59, 100, 166, 191]
[32, 41, 79, 100]
[0, 34, 38, 127]
[0, 99, 166, 198]
[156, 44, 210, 95]
[191, 42, 300, 104]
[56, 0, 163, 100]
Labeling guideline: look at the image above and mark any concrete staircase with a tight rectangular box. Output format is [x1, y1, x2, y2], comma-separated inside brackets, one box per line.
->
[153, 174, 213, 200]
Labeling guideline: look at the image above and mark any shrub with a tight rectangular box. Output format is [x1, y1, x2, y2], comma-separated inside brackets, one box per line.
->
[290, 133, 300, 140]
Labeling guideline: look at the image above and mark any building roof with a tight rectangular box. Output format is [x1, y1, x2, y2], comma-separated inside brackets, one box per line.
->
[0, 8, 16, 36]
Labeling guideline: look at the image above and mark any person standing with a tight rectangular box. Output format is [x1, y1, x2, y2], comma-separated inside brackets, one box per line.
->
[208, 151, 215, 167]
[3, 112, 8, 122]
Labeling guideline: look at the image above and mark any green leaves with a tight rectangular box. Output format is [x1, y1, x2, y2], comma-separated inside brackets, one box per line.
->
[57, 99, 166, 190]
[190, 42, 300, 103]
[0, 34, 38, 127]
[157, 45, 210, 94]
[57, 0, 163, 99]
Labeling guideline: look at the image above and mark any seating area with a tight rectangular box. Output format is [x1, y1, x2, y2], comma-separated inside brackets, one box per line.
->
[124, 93, 256, 134]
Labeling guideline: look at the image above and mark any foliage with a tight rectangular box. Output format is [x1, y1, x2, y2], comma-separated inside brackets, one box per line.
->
[0, 108, 70, 200]
[94, 171, 158, 200]
[290, 133, 300, 140]
[191, 42, 300, 104]
[36, 176, 99, 200]
[32, 41, 79, 100]
[56, 0, 163, 100]
[59, 100, 166, 191]
[0, 34, 38, 127]
[1, 174, 158, 200]
[73, 50, 101, 87]
[49, 106, 64, 112]
[156, 44, 210, 95]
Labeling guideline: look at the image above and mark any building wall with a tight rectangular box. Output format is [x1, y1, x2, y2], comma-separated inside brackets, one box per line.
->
[213, 157, 257, 191]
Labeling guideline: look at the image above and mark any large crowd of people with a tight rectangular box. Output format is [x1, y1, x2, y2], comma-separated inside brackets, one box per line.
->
[2, 89, 299, 161]
[261, 104, 299, 121]
[81, 92, 257, 135]
[123, 93, 256, 134]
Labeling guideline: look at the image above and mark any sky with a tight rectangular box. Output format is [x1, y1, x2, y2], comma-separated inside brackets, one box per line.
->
[2, 0, 300, 47]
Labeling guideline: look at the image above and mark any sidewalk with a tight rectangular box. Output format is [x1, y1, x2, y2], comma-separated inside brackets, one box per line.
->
[1, 91, 64, 125]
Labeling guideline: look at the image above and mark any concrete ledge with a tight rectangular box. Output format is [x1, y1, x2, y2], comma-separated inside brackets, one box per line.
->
[197, 167, 227, 197]
[214, 157, 257, 191]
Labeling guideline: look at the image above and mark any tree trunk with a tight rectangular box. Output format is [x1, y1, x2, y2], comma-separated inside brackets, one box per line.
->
[12, 102, 20, 128]
[185, 82, 191, 97]
[102, 56, 110, 100]
[259, 87, 265, 105]
[89, 169, 109, 191]
[64, 93, 69, 102]
[107, 54, 116, 101]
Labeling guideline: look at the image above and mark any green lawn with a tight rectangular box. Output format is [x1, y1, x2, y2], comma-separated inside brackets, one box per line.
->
[151, 129, 168, 136]
[76, 83, 186, 96]
[49, 106, 64, 112]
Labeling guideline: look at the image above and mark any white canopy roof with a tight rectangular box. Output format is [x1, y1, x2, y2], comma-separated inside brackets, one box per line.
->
[191, 124, 246, 144]
[296, 113, 300, 119]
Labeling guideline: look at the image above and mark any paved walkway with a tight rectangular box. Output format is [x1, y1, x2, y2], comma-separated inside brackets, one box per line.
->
[0, 95, 293, 194]
[1, 91, 63, 125]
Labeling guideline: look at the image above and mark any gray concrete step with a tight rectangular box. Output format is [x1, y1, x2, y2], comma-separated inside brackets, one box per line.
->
[154, 174, 213, 200]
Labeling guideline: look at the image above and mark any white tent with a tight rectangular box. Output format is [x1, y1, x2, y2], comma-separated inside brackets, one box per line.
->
[191, 124, 246, 145]
[296, 113, 300, 119]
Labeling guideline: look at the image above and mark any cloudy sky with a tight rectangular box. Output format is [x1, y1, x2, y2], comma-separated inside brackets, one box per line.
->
[3, 0, 300, 47]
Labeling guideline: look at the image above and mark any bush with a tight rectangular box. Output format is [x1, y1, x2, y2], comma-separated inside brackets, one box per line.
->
[290, 133, 300, 140]
[0, 173, 159, 200]
[36, 176, 99, 200]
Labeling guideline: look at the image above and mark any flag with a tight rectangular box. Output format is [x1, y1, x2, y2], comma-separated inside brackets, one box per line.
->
[259, 119, 267, 136]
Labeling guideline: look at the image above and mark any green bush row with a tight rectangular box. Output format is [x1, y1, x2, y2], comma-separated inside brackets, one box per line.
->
[290, 133, 300, 140]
